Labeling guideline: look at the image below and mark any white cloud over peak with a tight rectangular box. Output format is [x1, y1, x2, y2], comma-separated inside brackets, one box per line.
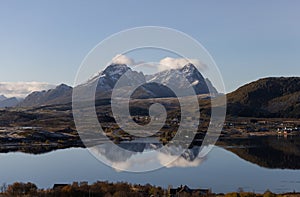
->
[0, 82, 56, 98]
[111, 54, 137, 65]
[159, 57, 207, 72]
[110, 55, 207, 73]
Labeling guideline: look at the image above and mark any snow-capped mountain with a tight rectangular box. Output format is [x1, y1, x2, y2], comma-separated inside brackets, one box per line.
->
[89, 63, 216, 98]
[146, 63, 217, 95]
[92, 64, 145, 92]
[74, 64, 147, 100]
[18, 63, 217, 107]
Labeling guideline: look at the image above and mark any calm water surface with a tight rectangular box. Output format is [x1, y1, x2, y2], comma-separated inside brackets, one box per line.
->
[0, 145, 299, 193]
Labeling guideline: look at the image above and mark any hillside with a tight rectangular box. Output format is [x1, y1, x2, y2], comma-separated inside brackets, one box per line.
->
[19, 84, 72, 107]
[0, 97, 19, 108]
[227, 77, 300, 118]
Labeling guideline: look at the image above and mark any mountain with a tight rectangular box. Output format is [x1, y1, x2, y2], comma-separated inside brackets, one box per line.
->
[132, 63, 216, 98]
[0, 95, 7, 102]
[88, 64, 146, 99]
[11, 65, 300, 118]
[146, 63, 217, 95]
[86, 64, 145, 92]
[19, 63, 216, 107]
[0, 97, 19, 108]
[131, 82, 177, 99]
[19, 84, 72, 107]
[227, 77, 300, 118]
[83, 63, 214, 99]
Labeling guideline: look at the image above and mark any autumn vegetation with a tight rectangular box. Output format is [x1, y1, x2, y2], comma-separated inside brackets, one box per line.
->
[0, 181, 299, 197]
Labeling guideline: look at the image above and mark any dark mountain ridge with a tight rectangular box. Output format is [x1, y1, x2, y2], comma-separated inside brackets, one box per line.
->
[227, 77, 300, 118]
[19, 84, 73, 107]
[0, 97, 19, 108]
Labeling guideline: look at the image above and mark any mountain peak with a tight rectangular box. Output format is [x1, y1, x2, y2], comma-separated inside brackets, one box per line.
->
[19, 83, 73, 107]
[180, 63, 198, 74]
[56, 84, 72, 90]
[146, 63, 216, 95]
[103, 64, 131, 75]
[0, 95, 7, 102]
[0, 97, 19, 108]
[182, 63, 196, 69]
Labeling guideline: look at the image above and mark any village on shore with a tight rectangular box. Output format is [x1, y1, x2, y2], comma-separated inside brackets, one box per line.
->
[0, 181, 299, 197]
[0, 117, 299, 154]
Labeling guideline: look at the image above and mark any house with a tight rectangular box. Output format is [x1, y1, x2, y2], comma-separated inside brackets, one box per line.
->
[283, 127, 293, 133]
[169, 185, 211, 197]
[53, 184, 68, 190]
[257, 120, 267, 125]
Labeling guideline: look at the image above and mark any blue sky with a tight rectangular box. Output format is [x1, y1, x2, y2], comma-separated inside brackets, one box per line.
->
[0, 0, 299, 92]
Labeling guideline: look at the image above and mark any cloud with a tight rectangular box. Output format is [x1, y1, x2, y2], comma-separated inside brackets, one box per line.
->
[159, 57, 207, 72]
[157, 152, 204, 168]
[0, 82, 56, 98]
[110, 55, 207, 74]
[107, 152, 205, 171]
[111, 54, 137, 65]
[105, 152, 205, 172]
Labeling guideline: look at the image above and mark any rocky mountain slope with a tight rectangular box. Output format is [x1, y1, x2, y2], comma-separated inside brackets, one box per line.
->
[227, 77, 300, 118]
[0, 96, 20, 108]
[19, 84, 72, 107]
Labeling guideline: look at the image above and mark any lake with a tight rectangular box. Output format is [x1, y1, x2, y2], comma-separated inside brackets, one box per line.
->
[0, 136, 299, 194]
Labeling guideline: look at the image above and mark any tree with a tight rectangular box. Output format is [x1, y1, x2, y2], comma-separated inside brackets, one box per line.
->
[0, 183, 7, 193]
[225, 192, 241, 197]
[263, 190, 277, 197]
[113, 190, 129, 197]
[7, 182, 23, 195]
[6, 182, 37, 196]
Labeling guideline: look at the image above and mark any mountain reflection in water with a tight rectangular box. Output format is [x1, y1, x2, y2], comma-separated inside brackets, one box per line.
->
[218, 135, 300, 169]
[1, 134, 299, 171]
[88, 135, 300, 171]
[89, 138, 206, 171]
[87, 135, 300, 171]
[0, 138, 299, 193]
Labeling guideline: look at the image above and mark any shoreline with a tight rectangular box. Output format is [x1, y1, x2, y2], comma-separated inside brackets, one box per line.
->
[0, 129, 298, 155]
[1, 180, 299, 197]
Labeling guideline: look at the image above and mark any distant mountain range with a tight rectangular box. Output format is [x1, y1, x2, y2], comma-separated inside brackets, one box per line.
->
[18, 63, 216, 107]
[19, 84, 72, 107]
[0, 95, 21, 108]
[2, 64, 300, 118]
[0, 95, 7, 101]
